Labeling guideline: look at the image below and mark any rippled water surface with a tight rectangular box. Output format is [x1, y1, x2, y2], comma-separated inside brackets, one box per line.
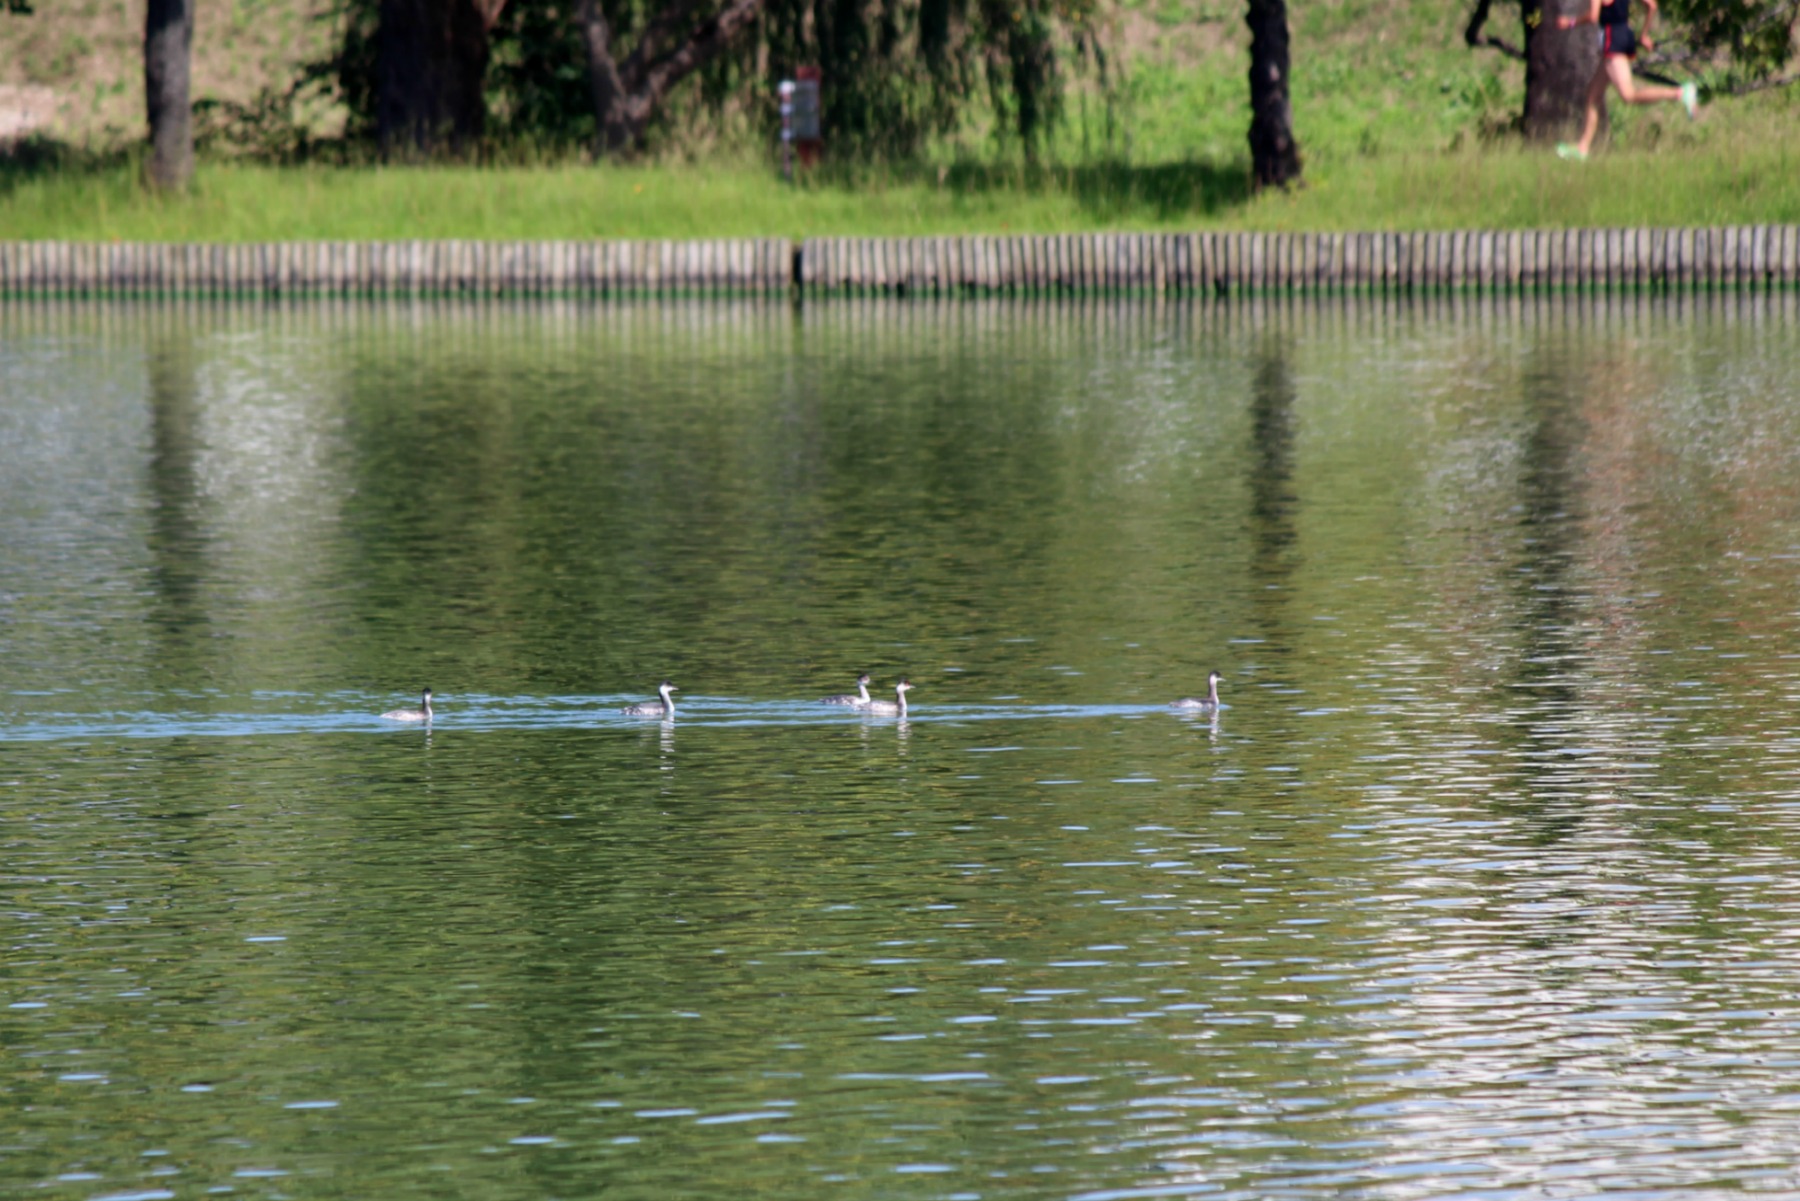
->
[5, 296, 1800, 1200]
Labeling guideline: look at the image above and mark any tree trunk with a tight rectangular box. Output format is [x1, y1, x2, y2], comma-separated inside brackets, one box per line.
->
[1246, 0, 1301, 189]
[376, 0, 496, 155]
[575, 0, 635, 154]
[1524, 0, 1600, 140]
[144, 0, 194, 190]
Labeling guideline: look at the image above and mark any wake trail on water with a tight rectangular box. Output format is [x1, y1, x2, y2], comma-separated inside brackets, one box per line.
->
[0, 694, 1216, 742]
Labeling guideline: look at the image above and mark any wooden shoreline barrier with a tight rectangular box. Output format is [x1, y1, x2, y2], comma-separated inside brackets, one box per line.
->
[1, 227, 1797, 297]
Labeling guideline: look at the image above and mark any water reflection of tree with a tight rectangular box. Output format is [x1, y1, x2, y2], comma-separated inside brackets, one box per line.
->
[1499, 359, 1590, 839]
[145, 319, 210, 682]
[1247, 327, 1299, 663]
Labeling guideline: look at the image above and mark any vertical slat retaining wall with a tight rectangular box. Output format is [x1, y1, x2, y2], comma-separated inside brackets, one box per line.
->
[0, 228, 1796, 297]
[0, 238, 796, 299]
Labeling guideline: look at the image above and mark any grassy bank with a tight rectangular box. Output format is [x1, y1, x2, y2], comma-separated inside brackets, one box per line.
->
[3, 0, 1797, 240]
[1, 129, 1796, 243]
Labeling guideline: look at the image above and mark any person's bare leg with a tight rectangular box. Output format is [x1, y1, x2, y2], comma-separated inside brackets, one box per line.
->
[1572, 63, 1610, 156]
[1608, 54, 1680, 104]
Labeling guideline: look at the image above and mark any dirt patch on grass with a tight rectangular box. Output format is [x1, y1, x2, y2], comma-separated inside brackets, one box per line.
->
[1104, 0, 1242, 73]
[0, 0, 339, 146]
[0, 82, 56, 141]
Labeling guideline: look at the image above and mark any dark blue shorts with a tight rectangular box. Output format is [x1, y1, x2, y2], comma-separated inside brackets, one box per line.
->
[1600, 23, 1638, 58]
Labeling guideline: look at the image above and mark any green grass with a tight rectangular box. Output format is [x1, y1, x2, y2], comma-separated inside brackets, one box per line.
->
[3, 0, 1797, 240]
[1, 128, 1795, 243]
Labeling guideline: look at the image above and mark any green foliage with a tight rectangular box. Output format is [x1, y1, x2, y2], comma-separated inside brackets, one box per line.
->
[486, 1, 596, 146]
[192, 91, 328, 161]
[761, 0, 967, 155]
[979, 0, 1066, 157]
[1662, 0, 1799, 80]
[329, 0, 381, 145]
[299, 0, 1103, 161]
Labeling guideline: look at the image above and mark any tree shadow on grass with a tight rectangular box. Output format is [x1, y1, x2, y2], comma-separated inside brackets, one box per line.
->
[1, 138, 1261, 231]
[928, 158, 1255, 223]
[0, 136, 134, 198]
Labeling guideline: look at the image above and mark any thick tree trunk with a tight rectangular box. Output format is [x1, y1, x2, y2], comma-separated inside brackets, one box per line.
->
[1246, 0, 1301, 189]
[576, 0, 636, 154]
[144, 0, 194, 190]
[1524, 0, 1601, 139]
[376, 0, 496, 155]
[576, 0, 766, 159]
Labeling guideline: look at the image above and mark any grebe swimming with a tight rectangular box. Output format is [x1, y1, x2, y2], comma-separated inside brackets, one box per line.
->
[381, 689, 433, 722]
[863, 679, 913, 716]
[821, 673, 874, 706]
[623, 680, 678, 719]
[1170, 671, 1223, 712]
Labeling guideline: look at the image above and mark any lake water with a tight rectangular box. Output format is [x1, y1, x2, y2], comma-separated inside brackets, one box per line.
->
[5, 294, 1800, 1200]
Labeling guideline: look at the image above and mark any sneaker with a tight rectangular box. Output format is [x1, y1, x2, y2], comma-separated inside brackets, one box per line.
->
[1680, 82, 1699, 119]
[1556, 143, 1588, 162]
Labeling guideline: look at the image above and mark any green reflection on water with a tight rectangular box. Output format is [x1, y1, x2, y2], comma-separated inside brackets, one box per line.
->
[4, 295, 1800, 1200]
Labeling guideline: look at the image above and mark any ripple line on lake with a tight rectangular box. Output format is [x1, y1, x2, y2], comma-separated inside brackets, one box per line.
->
[0, 698, 1212, 742]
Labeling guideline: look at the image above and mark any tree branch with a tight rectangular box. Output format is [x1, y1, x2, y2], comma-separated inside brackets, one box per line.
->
[631, 0, 765, 120]
[1720, 69, 1800, 94]
[471, 0, 507, 32]
[1465, 0, 1526, 59]
[578, 0, 765, 156]
[617, 0, 713, 94]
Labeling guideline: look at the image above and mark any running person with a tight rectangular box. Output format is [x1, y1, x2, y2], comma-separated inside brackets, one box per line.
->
[1554, 0, 1699, 160]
